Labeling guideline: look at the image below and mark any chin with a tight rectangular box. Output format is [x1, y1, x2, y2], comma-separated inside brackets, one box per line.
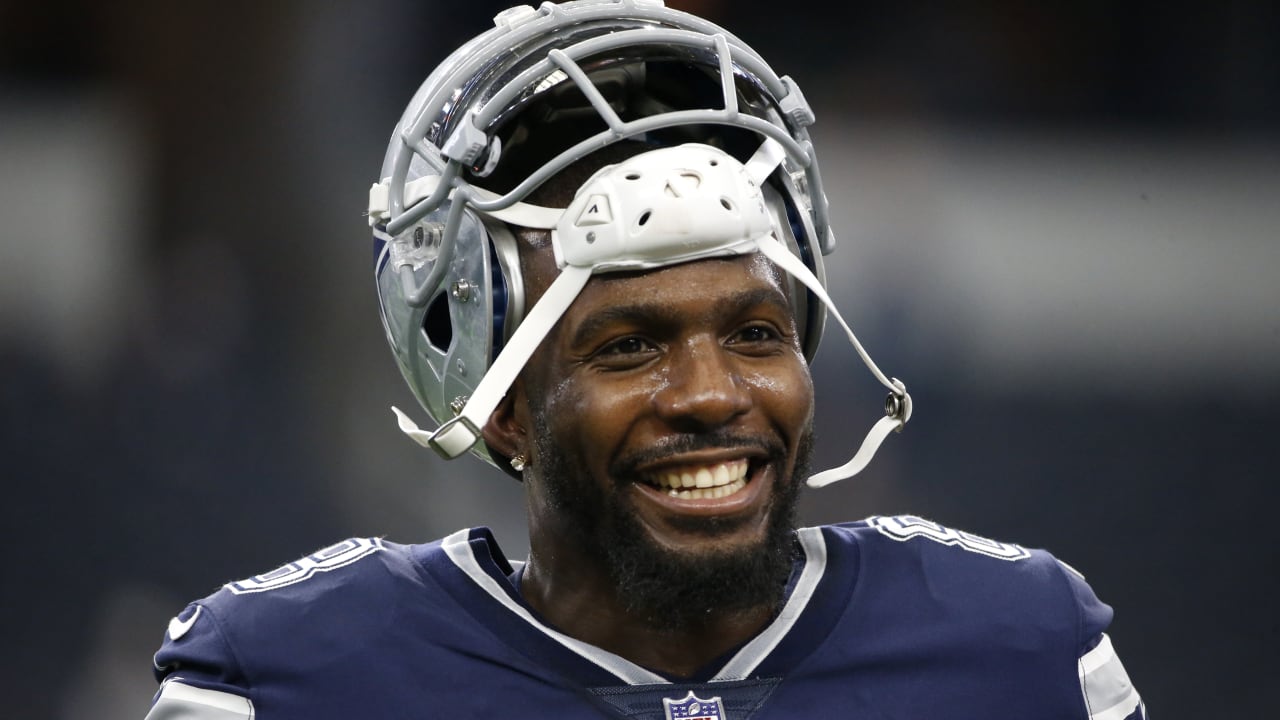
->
[601, 480, 800, 629]
[536, 426, 813, 628]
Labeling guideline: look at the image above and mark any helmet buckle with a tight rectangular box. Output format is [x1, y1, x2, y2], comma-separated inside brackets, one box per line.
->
[427, 414, 482, 459]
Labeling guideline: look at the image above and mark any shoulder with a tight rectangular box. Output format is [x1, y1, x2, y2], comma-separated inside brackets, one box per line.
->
[152, 536, 453, 688]
[199, 536, 432, 627]
[820, 516, 1112, 646]
[800, 519, 1146, 717]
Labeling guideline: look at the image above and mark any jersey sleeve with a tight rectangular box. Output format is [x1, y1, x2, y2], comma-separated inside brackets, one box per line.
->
[145, 679, 254, 720]
[1056, 559, 1148, 720]
[146, 602, 255, 719]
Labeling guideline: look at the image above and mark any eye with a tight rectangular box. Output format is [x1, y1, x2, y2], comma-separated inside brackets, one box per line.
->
[602, 336, 654, 356]
[730, 324, 779, 344]
[725, 322, 792, 356]
[590, 335, 661, 369]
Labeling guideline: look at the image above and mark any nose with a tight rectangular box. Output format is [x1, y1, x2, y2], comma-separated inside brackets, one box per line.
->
[652, 338, 751, 431]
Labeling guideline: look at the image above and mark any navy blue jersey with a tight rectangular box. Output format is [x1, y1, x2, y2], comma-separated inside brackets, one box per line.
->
[147, 517, 1146, 719]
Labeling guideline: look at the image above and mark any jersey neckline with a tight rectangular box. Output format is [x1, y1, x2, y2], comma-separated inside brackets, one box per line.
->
[412, 525, 858, 686]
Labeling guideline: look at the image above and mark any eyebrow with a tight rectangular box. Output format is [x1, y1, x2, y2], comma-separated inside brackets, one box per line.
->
[569, 286, 791, 347]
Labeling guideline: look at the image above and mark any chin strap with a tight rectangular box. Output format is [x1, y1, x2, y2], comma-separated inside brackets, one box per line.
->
[752, 236, 911, 487]
[807, 412, 906, 487]
[393, 265, 594, 457]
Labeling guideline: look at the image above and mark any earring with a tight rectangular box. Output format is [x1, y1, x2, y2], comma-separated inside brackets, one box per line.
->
[510, 453, 527, 472]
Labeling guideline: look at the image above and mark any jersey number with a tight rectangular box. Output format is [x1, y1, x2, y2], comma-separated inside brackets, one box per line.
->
[224, 538, 384, 594]
[869, 516, 1030, 561]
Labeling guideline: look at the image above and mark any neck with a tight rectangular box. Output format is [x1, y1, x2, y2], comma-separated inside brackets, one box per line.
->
[519, 542, 781, 678]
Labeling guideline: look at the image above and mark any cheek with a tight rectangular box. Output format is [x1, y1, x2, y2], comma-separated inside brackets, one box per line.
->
[746, 359, 814, 430]
[540, 372, 659, 453]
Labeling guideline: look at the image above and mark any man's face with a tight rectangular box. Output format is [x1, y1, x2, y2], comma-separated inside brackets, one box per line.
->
[512, 251, 815, 626]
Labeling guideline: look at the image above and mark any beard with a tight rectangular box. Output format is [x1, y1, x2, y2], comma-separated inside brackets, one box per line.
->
[532, 418, 813, 633]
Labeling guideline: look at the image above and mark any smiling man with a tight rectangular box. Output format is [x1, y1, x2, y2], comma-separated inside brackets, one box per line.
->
[494, 248, 813, 676]
[146, 2, 1146, 719]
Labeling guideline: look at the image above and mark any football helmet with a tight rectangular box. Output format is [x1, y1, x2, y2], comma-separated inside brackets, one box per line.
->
[367, 0, 909, 485]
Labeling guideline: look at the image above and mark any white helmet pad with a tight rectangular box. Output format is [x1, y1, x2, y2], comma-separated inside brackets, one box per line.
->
[554, 144, 772, 270]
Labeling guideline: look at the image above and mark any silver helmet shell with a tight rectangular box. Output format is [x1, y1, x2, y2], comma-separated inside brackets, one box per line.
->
[369, 0, 835, 467]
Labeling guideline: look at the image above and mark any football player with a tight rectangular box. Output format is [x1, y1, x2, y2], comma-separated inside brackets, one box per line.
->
[147, 2, 1146, 718]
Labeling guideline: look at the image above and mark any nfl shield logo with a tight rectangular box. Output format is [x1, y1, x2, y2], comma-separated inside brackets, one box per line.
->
[663, 691, 726, 720]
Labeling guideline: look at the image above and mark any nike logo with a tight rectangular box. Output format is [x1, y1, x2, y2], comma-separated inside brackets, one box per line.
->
[167, 606, 202, 641]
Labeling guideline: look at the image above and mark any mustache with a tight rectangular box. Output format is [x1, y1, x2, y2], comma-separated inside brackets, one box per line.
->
[610, 430, 787, 480]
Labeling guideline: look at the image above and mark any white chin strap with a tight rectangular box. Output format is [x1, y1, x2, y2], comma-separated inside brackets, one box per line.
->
[751, 237, 911, 486]
[393, 141, 911, 487]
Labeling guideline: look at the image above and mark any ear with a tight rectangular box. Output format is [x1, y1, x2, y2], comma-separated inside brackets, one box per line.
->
[482, 378, 529, 477]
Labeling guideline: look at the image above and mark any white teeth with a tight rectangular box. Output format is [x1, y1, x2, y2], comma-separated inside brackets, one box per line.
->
[714, 464, 730, 485]
[652, 460, 749, 491]
[662, 477, 747, 501]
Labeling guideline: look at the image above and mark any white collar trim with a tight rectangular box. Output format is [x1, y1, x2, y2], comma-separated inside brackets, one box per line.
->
[441, 526, 829, 685]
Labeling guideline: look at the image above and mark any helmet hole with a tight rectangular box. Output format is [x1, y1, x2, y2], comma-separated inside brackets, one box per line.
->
[422, 292, 453, 351]
[637, 210, 651, 226]
[720, 197, 734, 211]
[625, 172, 641, 180]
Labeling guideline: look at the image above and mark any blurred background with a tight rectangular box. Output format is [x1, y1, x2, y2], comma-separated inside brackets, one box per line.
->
[1, 1, 1275, 717]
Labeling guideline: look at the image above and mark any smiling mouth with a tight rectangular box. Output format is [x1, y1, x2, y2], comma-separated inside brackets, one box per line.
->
[643, 459, 751, 500]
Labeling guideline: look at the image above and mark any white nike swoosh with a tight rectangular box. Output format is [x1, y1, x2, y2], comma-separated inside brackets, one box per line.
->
[167, 606, 202, 641]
